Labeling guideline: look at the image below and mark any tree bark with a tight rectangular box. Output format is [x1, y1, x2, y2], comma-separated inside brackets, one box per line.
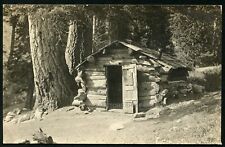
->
[24, 63, 35, 109]
[106, 16, 119, 43]
[65, 20, 80, 75]
[28, 9, 76, 111]
[92, 15, 97, 53]
[7, 15, 18, 66]
[65, 19, 92, 75]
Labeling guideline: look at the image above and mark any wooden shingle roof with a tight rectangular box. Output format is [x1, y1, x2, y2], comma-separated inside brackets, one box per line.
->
[75, 40, 190, 70]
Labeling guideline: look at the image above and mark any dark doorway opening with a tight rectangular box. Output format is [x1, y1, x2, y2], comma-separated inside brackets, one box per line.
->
[106, 65, 123, 109]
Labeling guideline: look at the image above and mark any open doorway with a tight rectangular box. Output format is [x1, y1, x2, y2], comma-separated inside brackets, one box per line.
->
[106, 65, 123, 109]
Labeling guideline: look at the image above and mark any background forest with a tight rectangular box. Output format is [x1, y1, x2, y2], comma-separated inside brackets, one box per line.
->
[3, 5, 222, 112]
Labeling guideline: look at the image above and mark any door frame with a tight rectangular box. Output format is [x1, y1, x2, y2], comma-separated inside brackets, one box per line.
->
[105, 65, 123, 110]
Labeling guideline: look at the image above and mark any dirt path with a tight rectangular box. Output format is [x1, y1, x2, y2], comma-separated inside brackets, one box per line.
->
[3, 92, 221, 144]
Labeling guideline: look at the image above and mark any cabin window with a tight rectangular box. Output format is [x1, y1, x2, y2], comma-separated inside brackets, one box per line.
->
[167, 68, 188, 81]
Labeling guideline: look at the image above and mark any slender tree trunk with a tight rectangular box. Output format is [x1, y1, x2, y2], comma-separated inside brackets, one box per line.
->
[65, 20, 80, 75]
[7, 16, 17, 66]
[28, 9, 76, 111]
[65, 19, 92, 75]
[83, 21, 92, 58]
[106, 17, 119, 43]
[92, 15, 96, 53]
[105, 18, 111, 43]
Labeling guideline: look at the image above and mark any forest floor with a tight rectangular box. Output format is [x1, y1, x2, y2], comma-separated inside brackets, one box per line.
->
[3, 91, 221, 144]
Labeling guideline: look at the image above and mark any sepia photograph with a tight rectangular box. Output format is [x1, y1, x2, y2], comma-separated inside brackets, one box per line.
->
[3, 4, 222, 144]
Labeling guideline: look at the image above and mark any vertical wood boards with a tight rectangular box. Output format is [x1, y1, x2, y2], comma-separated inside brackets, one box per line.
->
[122, 64, 138, 113]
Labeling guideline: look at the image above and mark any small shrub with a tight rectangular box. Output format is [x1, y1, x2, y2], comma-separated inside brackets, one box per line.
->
[203, 67, 221, 92]
[188, 65, 221, 92]
[188, 70, 206, 86]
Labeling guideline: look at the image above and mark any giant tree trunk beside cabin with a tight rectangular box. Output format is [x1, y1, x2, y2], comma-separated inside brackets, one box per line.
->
[28, 9, 76, 111]
[24, 63, 35, 110]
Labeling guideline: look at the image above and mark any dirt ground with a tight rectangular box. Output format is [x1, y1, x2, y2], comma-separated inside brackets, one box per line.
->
[3, 91, 221, 144]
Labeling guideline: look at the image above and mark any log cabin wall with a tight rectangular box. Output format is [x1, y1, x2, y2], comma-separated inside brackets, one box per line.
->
[81, 46, 167, 110]
[137, 64, 165, 110]
[83, 47, 135, 108]
[77, 43, 189, 111]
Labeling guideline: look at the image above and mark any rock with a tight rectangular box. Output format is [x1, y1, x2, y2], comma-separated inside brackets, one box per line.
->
[156, 89, 168, 103]
[87, 107, 92, 112]
[148, 75, 160, 82]
[79, 103, 88, 111]
[5, 115, 14, 122]
[34, 108, 44, 120]
[84, 111, 89, 114]
[30, 140, 39, 144]
[162, 97, 167, 106]
[146, 106, 164, 119]
[147, 113, 160, 119]
[159, 107, 172, 115]
[192, 84, 205, 94]
[72, 99, 82, 106]
[11, 118, 18, 123]
[22, 108, 28, 111]
[43, 111, 48, 116]
[33, 128, 54, 144]
[133, 117, 148, 121]
[109, 123, 124, 131]
[66, 107, 75, 112]
[29, 112, 35, 119]
[149, 99, 157, 106]
[95, 108, 107, 112]
[74, 89, 87, 101]
[16, 109, 22, 115]
[5, 111, 17, 122]
[18, 139, 30, 144]
[7, 111, 16, 117]
[18, 114, 31, 123]
[13, 108, 22, 115]
[133, 112, 146, 118]
[176, 119, 181, 123]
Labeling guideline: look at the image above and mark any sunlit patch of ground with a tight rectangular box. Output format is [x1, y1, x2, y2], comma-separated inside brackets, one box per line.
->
[3, 91, 221, 144]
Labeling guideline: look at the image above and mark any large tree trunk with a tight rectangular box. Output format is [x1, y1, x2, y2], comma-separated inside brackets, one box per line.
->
[28, 9, 76, 111]
[24, 63, 34, 110]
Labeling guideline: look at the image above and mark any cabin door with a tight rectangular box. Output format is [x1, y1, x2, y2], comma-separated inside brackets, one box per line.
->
[122, 64, 138, 113]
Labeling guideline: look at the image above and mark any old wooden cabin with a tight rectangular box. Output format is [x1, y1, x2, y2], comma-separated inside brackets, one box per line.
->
[74, 41, 190, 113]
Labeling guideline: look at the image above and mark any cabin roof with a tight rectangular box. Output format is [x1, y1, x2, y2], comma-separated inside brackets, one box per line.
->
[75, 40, 190, 70]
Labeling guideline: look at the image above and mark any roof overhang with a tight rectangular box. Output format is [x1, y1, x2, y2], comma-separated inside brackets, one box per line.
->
[75, 40, 189, 70]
